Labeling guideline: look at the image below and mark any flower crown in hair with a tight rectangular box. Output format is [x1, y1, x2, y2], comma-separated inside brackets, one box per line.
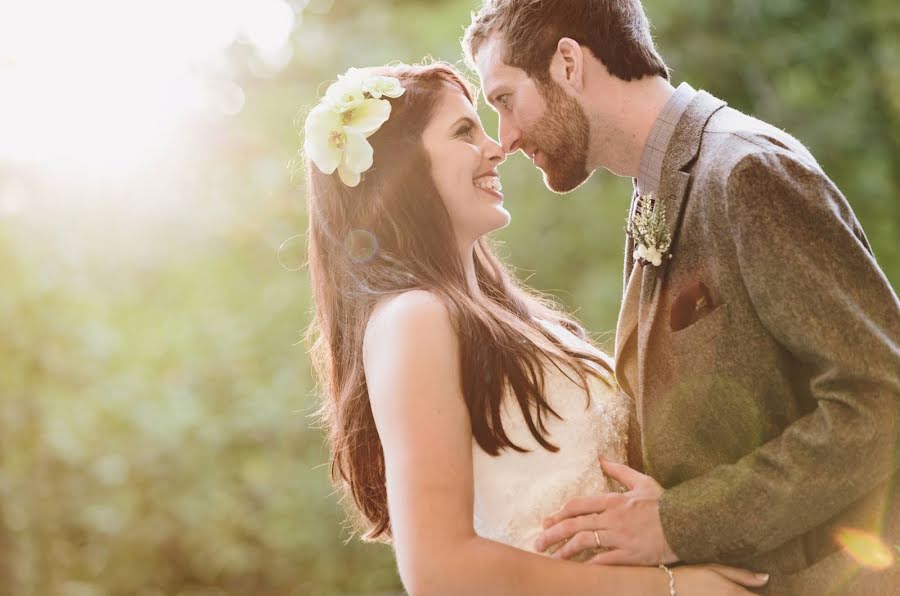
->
[304, 68, 406, 187]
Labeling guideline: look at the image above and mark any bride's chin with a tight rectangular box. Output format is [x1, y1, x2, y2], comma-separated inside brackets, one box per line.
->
[489, 209, 512, 231]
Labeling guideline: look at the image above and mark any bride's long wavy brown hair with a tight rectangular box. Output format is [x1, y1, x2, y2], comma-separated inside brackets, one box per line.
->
[304, 61, 613, 541]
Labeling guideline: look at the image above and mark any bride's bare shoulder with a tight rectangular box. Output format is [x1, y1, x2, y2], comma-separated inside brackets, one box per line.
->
[363, 291, 466, 422]
[364, 290, 458, 363]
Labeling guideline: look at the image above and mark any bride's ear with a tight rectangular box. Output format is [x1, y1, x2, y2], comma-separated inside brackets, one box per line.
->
[552, 37, 585, 93]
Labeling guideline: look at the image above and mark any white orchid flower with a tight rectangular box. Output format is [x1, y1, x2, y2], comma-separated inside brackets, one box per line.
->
[341, 67, 368, 83]
[304, 98, 392, 187]
[304, 70, 404, 187]
[323, 78, 366, 112]
[363, 75, 406, 99]
[335, 133, 374, 187]
[341, 97, 392, 137]
[304, 104, 345, 176]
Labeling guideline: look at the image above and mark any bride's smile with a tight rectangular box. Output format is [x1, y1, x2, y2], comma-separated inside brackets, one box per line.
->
[421, 88, 510, 244]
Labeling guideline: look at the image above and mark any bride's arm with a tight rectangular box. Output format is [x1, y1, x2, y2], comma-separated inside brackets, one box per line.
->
[362, 290, 668, 596]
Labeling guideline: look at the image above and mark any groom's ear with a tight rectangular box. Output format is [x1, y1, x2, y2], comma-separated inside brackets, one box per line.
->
[552, 37, 585, 93]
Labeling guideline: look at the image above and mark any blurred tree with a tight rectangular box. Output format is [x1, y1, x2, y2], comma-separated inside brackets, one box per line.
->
[0, 1, 895, 595]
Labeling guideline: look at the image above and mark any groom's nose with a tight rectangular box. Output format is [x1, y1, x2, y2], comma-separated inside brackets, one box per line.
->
[484, 137, 506, 166]
[498, 116, 521, 154]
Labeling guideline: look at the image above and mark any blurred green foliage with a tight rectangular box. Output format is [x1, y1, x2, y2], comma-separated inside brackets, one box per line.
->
[0, 1, 896, 594]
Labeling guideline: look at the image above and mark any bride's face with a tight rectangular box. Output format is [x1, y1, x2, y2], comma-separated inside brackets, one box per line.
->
[422, 88, 509, 246]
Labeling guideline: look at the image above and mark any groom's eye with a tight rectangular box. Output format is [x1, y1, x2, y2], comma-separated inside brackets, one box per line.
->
[496, 94, 511, 109]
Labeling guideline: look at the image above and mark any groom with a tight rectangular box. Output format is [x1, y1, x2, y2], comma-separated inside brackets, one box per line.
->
[464, 1, 899, 594]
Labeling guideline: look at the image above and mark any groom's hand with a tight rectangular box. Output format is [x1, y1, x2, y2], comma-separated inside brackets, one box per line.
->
[534, 457, 679, 565]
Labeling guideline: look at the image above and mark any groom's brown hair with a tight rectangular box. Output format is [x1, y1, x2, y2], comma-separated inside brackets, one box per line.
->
[463, 0, 669, 82]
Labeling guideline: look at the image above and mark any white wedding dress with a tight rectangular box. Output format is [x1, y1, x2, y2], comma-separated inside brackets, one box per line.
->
[471, 321, 630, 555]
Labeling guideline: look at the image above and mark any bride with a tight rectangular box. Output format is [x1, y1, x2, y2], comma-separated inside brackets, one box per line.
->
[303, 61, 767, 595]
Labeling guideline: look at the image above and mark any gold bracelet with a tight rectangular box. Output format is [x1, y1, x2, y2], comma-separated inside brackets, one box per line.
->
[658, 564, 676, 596]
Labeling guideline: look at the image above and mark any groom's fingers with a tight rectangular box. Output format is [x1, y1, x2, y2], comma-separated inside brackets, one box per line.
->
[535, 511, 611, 552]
[598, 456, 643, 490]
[543, 493, 621, 529]
[551, 529, 616, 560]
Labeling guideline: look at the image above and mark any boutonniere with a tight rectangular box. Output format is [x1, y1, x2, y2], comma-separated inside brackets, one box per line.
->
[625, 193, 672, 268]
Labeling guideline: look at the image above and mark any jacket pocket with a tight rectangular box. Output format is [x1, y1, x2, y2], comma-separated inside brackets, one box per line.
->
[669, 302, 730, 345]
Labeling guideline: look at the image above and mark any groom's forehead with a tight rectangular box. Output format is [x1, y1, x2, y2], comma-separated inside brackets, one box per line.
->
[475, 35, 525, 92]
[475, 35, 506, 75]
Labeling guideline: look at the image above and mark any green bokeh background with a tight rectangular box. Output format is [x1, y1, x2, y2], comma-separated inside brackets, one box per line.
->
[1, 1, 897, 594]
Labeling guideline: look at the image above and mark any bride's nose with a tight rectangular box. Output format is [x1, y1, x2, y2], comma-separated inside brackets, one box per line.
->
[484, 137, 506, 166]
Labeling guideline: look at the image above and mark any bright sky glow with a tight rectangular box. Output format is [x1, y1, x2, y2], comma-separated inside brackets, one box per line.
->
[0, 0, 297, 178]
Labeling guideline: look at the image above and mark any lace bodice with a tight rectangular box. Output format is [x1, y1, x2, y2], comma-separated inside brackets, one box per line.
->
[471, 322, 629, 555]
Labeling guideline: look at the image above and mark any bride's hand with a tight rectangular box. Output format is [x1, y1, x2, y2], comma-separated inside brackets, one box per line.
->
[674, 563, 769, 595]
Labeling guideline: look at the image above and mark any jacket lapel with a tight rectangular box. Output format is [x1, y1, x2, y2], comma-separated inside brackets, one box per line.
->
[614, 187, 640, 379]
[614, 261, 642, 396]
[635, 91, 728, 382]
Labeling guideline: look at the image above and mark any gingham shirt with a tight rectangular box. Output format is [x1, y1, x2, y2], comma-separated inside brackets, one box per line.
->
[636, 82, 696, 197]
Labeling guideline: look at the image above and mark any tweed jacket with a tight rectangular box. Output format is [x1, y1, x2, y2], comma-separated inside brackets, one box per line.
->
[613, 90, 900, 591]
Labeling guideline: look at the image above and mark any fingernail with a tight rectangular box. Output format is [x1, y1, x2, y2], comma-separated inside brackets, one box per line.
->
[756, 573, 769, 582]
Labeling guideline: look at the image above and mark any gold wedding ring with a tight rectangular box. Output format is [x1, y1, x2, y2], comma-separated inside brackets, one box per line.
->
[593, 529, 601, 548]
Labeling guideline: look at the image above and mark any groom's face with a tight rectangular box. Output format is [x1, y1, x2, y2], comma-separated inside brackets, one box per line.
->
[475, 35, 591, 193]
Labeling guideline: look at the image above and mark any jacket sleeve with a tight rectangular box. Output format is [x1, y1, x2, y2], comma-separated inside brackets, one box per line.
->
[658, 150, 900, 563]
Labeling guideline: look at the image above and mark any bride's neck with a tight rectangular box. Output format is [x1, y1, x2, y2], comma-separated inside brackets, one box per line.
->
[460, 241, 485, 300]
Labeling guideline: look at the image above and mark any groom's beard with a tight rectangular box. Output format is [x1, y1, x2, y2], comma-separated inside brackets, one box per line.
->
[526, 81, 591, 194]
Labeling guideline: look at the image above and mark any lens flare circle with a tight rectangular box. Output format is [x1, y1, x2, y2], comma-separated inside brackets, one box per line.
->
[276, 234, 306, 272]
[833, 526, 895, 570]
[346, 229, 378, 263]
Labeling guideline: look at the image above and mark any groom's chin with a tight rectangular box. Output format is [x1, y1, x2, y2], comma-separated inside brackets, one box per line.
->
[543, 168, 592, 195]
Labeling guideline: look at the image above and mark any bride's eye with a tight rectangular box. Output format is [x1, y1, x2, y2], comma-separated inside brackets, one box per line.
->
[455, 124, 474, 139]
